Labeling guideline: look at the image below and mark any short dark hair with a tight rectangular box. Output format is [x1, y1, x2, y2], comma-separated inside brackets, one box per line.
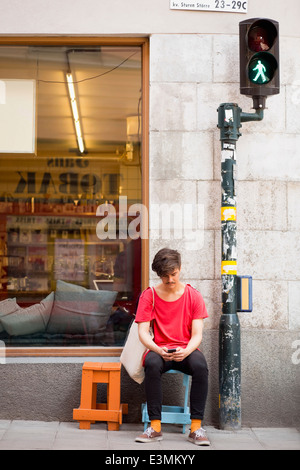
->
[151, 248, 181, 277]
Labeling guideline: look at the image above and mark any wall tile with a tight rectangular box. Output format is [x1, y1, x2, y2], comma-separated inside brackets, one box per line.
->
[288, 182, 300, 231]
[237, 181, 287, 231]
[289, 281, 300, 330]
[239, 280, 288, 330]
[150, 82, 197, 131]
[150, 131, 213, 181]
[150, 34, 213, 83]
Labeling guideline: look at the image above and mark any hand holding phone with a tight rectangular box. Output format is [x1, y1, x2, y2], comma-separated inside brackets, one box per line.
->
[167, 348, 177, 353]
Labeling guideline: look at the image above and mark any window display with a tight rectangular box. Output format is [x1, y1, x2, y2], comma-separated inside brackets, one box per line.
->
[0, 44, 143, 347]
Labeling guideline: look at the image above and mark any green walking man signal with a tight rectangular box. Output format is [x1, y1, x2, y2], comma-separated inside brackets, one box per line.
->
[251, 59, 267, 83]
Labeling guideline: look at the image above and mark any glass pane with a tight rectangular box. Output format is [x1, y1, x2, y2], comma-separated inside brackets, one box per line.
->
[0, 45, 142, 347]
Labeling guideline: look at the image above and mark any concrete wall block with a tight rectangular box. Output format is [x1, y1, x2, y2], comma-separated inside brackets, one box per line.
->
[221, 132, 300, 182]
[239, 280, 288, 330]
[281, 37, 300, 85]
[237, 231, 300, 281]
[150, 82, 197, 131]
[149, 179, 214, 253]
[150, 131, 214, 181]
[241, 330, 300, 427]
[288, 182, 300, 231]
[286, 84, 300, 134]
[213, 35, 239, 84]
[150, 179, 197, 206]
[289, 281, 300, 330]
[211, 179, 288, 232]
[214, 230, 222, 280]
[150, 34, 213, 83]
[236, 180, 287, 231]
[197, 180, 220, 231]
[214, 230, 300, 281]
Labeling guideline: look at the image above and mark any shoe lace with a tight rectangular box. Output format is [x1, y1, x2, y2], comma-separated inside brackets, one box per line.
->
[145, 427, 155, 437]
[194, 427, 207, 438]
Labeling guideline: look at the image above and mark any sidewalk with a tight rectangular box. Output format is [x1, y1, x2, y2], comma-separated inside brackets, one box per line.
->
[0, 420, 299, 451]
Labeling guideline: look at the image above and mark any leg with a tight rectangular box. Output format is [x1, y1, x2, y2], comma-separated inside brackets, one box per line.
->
[174, 349, 208, 420]
[144, 351, 167, 421]
[173, 350, 210, 446]
[189, 350, 208, 420]
[135, 352, 165, 443]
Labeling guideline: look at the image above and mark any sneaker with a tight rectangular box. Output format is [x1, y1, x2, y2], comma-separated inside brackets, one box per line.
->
[188, 427, 210, 446]
[135, 426, 163, 443]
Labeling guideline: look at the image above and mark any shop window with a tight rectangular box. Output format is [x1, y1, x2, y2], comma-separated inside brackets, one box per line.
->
[0, 44, 144, 347]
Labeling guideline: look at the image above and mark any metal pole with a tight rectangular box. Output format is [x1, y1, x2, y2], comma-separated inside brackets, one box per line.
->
[218, 103, 241, 431]
[217, 102, 264, 430]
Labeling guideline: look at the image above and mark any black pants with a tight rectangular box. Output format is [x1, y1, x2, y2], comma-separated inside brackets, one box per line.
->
[144, 349, 208, 421]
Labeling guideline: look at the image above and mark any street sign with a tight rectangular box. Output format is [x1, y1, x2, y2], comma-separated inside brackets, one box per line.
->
[170, 0, 248, 13]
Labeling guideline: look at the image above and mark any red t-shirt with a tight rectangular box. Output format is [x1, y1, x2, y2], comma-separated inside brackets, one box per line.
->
[135, 284, 208, 350]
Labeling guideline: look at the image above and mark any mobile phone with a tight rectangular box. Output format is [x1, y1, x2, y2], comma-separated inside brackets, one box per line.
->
[167, 348, 177, 353]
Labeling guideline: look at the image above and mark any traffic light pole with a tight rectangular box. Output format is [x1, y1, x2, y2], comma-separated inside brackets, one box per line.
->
[218, 102, 264, 431]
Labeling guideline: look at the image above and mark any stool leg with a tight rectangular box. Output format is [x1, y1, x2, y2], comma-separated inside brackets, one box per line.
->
[92, 383, 97, 409]
[79, 370, 94, 430]
[79, 421, 92, 430]
[90, 383, 97, 424]
[142, 404, 149, 431]
[107, 370, 121, 431]
[182, 375, 190, 434]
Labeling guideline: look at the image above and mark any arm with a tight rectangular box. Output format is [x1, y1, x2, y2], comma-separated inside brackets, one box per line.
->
[138, 321, 160, 355]
[171, 319, 204, 362]
[137, 321, 173, 360]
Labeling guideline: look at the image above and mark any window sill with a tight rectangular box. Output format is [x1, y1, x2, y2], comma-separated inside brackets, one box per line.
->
[5, 347, 123, 358]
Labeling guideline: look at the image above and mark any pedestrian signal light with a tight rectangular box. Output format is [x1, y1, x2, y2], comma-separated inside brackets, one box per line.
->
[248, 53, 278, 84]
[239, 18, 279, 109]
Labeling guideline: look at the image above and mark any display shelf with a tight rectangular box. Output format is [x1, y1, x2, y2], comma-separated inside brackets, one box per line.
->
[0, 213, 127, 298]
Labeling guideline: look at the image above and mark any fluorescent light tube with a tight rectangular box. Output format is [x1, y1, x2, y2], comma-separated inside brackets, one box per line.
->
[66, 73, 85, 154]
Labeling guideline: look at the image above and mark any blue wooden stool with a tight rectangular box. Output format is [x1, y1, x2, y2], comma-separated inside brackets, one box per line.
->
[141, 370, 191, 434]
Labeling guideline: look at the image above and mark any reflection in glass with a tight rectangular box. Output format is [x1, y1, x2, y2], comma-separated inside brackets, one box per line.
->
[0, 45, 142, 347]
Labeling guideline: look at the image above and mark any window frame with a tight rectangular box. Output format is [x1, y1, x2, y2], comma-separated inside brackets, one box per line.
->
[0, 36, 149, 358]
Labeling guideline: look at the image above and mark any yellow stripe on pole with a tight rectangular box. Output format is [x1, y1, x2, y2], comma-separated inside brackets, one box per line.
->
[221, 261, 237, 275]
[221, 207, 237, 221]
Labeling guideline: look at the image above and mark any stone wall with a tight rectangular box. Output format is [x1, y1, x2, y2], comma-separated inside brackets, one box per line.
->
[148, 33, 300, 426]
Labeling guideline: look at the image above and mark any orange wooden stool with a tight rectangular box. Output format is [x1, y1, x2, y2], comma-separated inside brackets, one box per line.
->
[73, 362, 128, 431]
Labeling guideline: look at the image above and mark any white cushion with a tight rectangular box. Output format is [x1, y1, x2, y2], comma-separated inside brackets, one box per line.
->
[0, 298, 19, 333]
[0, 292, 54, 336]
[47, 280, 117, 335]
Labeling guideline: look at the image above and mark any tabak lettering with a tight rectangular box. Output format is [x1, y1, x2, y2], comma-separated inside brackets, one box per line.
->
[14, 171, 102, 195]
[13, 157, 103, 195]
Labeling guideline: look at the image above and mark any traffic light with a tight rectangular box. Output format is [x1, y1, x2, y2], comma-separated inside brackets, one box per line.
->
[239, 18, 279, 109]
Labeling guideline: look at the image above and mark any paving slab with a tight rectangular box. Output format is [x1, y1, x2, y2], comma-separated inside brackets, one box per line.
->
[205, 426, 264, 450]
[251, 427, 300, 451]
[0, 420, 299, 451]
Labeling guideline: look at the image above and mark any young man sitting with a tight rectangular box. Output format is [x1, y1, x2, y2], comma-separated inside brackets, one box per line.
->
[135, 248, 210, 446]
